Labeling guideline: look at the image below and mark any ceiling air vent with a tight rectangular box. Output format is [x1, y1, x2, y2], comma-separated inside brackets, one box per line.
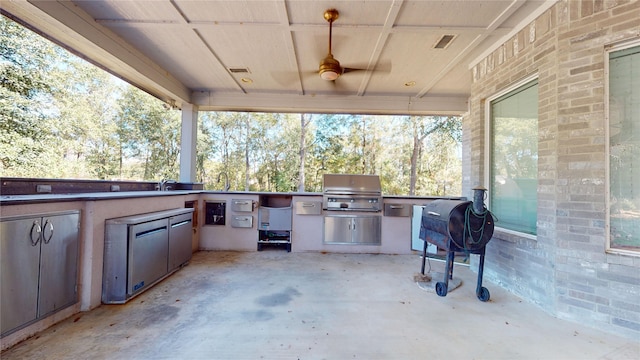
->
[228, 67, 250, 74]
[433, 35, 456, 49]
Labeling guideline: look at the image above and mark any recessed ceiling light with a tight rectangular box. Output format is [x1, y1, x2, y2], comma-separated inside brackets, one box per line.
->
[241, 78, 253, 84]
[404, 81, 416, 87]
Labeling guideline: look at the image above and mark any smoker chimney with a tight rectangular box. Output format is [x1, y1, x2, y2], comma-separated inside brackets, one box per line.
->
[472, 186, 487, 214]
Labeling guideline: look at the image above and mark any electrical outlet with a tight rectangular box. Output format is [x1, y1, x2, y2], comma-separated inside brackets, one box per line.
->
[36, 184, 52, 193]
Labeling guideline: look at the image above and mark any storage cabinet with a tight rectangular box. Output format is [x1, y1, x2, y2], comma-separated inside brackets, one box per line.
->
[0, 211, 80, 337]
[169, 212, 193, 271]
[103, 208, 194, 304]
[323, 215, 381, 245]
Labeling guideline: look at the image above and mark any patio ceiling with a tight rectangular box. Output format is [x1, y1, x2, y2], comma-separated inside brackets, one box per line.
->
[2, 0, 555, 115]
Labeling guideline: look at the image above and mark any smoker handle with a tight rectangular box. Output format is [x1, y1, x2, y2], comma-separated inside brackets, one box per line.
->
[427, 211, 441, 216]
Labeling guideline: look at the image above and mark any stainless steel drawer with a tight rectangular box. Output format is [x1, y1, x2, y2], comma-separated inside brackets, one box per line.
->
[295, 201, 322, 215]
[384, 203, 412, 217]
[230, 215, 253, 228]
[231, 199, 254, 212]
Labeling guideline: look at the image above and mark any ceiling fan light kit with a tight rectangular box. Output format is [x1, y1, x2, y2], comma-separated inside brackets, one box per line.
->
[319, 54, 341, 80]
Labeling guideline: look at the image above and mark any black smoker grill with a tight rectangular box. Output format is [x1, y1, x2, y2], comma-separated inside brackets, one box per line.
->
[419, 187, 495, 302]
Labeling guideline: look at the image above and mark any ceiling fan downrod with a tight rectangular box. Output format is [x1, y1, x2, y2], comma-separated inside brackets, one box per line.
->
[325, 9, 338, 55]
[320, 9, 341, 81]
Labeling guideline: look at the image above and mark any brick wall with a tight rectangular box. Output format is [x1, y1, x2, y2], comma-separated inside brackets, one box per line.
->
[464, 0, 640, 338]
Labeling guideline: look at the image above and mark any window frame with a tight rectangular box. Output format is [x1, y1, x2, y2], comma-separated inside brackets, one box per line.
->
[484, 73, 539, 240]
[605, 38, 640, 256]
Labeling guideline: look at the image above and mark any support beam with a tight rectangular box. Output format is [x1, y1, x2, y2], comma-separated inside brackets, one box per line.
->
[192, 92, 468, 116]
[180, 104, 198, 183]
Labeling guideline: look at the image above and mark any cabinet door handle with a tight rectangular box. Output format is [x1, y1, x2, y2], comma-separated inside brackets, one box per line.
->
[43, 220, 54, 244]
[302, 203, 316, 207]
[389, 205, 404, 209]
[171, 220, 191, 228]
[30, 220, 42, 246]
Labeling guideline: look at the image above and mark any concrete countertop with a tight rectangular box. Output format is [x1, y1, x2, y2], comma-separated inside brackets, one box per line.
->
[0, 190, 199, 205]
[0, 190, 321, 206]
[0, 190, 463, 206]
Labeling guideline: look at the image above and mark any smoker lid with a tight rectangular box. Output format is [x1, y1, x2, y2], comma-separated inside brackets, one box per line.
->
[322, 174, 381, 194]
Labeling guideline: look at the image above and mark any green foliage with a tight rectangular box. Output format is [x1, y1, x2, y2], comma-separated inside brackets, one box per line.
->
[1, 16, 180, 181]
[116, 87, 180, 180]
[196, 112, 461, 196]
[1, 17, 54, 174]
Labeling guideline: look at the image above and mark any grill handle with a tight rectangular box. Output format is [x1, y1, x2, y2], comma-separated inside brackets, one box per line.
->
[427, 211, 441, 217]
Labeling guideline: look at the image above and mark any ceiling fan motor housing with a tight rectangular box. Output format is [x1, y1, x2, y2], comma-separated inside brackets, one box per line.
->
[319, 54, 341, 80]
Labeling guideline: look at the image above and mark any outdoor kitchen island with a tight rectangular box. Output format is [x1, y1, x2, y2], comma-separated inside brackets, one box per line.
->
[198, 174, 456, 254]
[0, 185, 460, 350]
[199, 194, 442, 255]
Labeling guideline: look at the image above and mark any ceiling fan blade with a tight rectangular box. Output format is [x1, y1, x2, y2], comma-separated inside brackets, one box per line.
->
[342, 67, 366, 74]
[341, 62, 392, 76]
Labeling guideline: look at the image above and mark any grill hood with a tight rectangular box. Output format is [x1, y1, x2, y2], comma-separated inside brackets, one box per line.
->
[322, 174, 381, 195]
[322, 174, 382, 212]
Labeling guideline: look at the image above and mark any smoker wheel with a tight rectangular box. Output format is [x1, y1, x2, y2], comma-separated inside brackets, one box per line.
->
[435, 282, 448, 297]
[477, 287, 490, 302]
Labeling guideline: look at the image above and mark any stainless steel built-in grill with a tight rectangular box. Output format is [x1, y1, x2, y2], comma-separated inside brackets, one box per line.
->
[322, 174, 382, 212]
[322, 174, 383, 245]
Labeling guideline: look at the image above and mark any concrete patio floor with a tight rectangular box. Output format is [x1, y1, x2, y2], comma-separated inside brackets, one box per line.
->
[2, 250, 638, 360]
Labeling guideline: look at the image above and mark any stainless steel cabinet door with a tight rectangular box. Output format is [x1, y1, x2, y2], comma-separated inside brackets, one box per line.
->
[38, 213, 80, 317]
[352, 216, 381, 245]
[0, 217, 41, 336]
[128, 219, 169, 296]
[323, 216, 353, 244]
[168, 213, 192, 271]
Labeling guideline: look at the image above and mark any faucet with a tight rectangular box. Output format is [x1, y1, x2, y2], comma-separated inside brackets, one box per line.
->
[217, 172, 230, 191]
[158, 179, 176, 191]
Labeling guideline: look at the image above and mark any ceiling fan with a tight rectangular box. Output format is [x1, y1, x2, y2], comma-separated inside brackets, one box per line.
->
[318, 9, 365, 81]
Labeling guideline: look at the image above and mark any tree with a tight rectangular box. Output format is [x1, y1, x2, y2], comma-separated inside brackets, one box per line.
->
[116, 87, 180, 180]
[406, 116, 459, 195]
[298, 113, 312, 192]
[50, 58, 123, 179]
[1, 16, 57, 176]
